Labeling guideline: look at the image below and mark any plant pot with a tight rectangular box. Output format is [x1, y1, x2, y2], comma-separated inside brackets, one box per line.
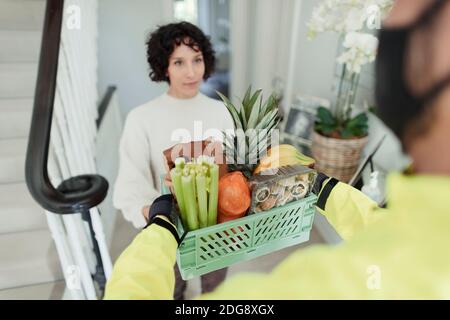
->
[311, 131, 368, 183]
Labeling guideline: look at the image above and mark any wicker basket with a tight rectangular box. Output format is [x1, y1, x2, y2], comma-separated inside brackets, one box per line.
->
[311, 131, 368, 182]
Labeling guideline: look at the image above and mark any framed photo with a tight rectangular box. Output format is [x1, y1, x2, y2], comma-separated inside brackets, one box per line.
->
[282, 94, 331, 147]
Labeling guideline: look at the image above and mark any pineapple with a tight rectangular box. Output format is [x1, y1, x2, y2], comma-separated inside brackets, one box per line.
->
[217, 86, 281, 178]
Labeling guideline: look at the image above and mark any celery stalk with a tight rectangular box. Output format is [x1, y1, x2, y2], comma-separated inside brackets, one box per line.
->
[174, 157, 185, 170]
[190, 169, 197, 203]
[170, 168, 187, 226]
[196, 173, 208, 228]
[207, 164, 219, 226]
[182, 174, 199, 231]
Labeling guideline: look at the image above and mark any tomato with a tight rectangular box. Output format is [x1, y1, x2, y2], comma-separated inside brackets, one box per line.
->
[218, 171, 251, 216]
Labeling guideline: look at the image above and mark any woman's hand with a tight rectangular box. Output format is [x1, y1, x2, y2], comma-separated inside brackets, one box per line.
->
[164, 173, 175, 195]
[142, 205, 150, 221]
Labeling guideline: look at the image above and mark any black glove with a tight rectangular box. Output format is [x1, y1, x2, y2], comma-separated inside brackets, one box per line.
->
[312, 172, 339, 211]
[312, 172, 330, 195]
[144, 194, 182, 245]
[147, 194, 174, 223]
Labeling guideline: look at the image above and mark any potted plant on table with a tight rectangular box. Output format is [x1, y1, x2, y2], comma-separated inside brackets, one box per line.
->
[307, 0, 393, 182]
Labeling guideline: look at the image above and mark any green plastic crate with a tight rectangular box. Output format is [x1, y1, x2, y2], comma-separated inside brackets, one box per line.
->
[161, 176, 317, 280]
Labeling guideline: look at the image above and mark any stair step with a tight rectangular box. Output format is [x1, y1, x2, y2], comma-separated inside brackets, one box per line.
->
[0, 100, 33, 138]
[0, 229, 63, 290]
[0, 30, 41, 62]
[0, 63, 38, 98]
[0, 98, 33, 111]
[0, 182, 47, 234]
[0, 138, 27, 183]
[0, 0, 46, 31]
[0, 280, 65, 300]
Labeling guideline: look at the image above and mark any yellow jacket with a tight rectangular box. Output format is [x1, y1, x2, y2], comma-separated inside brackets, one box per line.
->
[104, 173, 450, 299]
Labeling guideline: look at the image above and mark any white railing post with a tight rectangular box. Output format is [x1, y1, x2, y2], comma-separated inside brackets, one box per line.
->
[45, 212, 86, 300]
[63, 215, 98, 300]
[46, 150, 86, 300]
[90, 207, 113, 278]
[51, 109, 97, 274]
[44, 0, 113, 300]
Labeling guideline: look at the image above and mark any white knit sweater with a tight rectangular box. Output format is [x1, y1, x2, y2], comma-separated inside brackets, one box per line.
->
[113, 92, 234, 228]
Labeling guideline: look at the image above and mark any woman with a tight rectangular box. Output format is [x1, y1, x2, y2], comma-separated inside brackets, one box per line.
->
[113, 21, 233, 299]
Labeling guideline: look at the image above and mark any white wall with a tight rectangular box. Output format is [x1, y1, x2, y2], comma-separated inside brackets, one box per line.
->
[96, 93, 123, 247]
[293, 0, 379, 109]
[292, 0, 340, 103]
[97, 0, 173, 118]
[230, 0, 336, 106]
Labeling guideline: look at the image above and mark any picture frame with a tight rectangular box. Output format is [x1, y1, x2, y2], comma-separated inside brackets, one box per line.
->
[281, 134, 313, 156]
[282, 94, 331, 148]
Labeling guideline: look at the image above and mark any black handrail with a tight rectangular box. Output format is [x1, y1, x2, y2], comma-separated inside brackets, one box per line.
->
[96, 86, 117, 129]
[25, 0, 108, 214]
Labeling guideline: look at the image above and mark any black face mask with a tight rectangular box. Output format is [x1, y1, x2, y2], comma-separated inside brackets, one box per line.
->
[375, 0, 450, 141]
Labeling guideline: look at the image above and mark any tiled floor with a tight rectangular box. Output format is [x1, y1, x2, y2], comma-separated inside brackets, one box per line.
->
[0, 281, 65, 300]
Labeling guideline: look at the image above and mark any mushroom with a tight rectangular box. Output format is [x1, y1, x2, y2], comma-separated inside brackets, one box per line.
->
[255, 186, 270, 203]
[291, 181, 308, 199]
[258, 195, 278, 211]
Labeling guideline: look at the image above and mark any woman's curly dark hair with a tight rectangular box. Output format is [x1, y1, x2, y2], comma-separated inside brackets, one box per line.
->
[146, 22, 216, 83]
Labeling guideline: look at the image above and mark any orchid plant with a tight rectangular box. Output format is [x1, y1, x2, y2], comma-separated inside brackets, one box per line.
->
[307, 0, 393, 139]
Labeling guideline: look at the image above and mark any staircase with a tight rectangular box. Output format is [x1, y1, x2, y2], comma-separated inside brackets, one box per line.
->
[0, 0, 64, 299]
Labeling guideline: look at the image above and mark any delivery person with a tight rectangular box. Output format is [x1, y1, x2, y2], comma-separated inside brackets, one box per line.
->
[104, 0, 450, 299]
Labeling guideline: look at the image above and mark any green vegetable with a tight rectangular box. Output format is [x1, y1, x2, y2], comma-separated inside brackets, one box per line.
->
[208, 164, 219, 226]
[170, 168, 187, 226]
[175, 157, 186, 170]
[196, 173, 208, 228]
[181, 174, 199, 231]
[170, 156, 220, 231]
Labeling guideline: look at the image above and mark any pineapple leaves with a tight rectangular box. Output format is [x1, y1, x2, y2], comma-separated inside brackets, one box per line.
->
[239, 102, 248, 128]
[218, 86, 281, 173]
[216, 91, 243, 130]
[256, 108, 279, 130]
[241, 89, 262, 128]
[242, 86, 252, 109]
[247, 89, 262, 119]
[247, 93, 262, 128]
[259, 94, 277, 122]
